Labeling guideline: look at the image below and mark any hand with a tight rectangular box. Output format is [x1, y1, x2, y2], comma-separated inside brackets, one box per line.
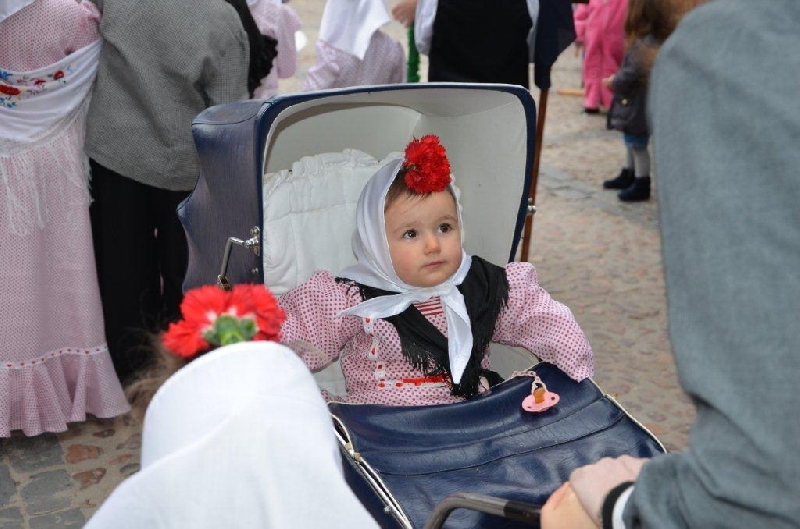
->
[574, 42, 584, 57]
[569, 455, 648, 525]
[541, 483, 598, 529]
[603, 75, 614, 88]
[392, 0, 417, 27]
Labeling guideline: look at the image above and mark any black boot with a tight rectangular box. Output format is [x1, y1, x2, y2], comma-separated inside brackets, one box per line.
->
[603, 168, 635, 189]
[618, 176, 651, 202]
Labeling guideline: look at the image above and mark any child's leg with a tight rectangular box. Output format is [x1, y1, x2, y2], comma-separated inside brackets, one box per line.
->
[632, 146, 650, 178]
[582, 32, 602, 110]
[603, 143, 636, 189]
[619, 141, 651, 201]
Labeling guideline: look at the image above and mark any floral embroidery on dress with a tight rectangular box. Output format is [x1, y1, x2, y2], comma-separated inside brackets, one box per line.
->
[0, 66, 72, 109]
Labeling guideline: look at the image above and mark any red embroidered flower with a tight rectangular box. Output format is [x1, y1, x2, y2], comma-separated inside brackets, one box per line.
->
[53, 70, 65, 80]
[162, 284, 284, 360]
[402, 135, 452, 194]
[34, 78, 46, 85]
[0, 85, 21, 96]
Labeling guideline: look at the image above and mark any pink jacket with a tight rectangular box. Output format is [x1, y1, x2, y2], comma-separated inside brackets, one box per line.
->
[574, 0, 627, 109]
[279, 262, 593, 406]
[249, 0, 302, 99]
[574, 0, 628, 45]
[302, 30, 405, 91]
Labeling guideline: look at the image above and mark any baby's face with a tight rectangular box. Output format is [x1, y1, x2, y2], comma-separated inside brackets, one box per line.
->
[384, 190, 462, 288]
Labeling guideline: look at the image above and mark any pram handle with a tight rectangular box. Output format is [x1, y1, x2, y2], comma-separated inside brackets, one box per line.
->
[217, 226, 260, 290]
[423, 492, 541, 529]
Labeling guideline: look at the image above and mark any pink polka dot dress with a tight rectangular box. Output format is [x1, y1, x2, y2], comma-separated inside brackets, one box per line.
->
[249, 0, 302, 99]
[280, 262, 593, 406]
[302, 30, 405, 91]
[0, 0, 130, 437]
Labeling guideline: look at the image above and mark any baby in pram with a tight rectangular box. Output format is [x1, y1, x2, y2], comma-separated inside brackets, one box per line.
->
[279, 135, 594, 405]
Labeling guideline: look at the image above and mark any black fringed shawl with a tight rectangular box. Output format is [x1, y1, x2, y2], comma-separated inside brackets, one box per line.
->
[339, 256, 509, 399]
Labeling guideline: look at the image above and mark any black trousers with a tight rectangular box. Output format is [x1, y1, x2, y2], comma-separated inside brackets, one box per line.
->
[89, 160, 190, 383]
[428, 0, 532, 88]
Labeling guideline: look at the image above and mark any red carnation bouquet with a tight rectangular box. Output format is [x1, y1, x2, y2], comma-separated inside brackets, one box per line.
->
[162, 284, 286, 359]
[402, 135, 452, 193]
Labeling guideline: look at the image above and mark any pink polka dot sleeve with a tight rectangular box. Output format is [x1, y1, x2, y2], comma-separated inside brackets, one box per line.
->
[301, 40, 344, 91]
[493, 262, 594, 381]
[278, 271, 361, 371]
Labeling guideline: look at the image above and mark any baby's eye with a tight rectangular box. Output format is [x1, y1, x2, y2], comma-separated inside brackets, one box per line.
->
[438, 223, 453, 234]
[402, 229, 417, 239]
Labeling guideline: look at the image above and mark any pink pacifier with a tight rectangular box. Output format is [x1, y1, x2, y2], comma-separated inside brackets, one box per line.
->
[522, 376, 559, 412]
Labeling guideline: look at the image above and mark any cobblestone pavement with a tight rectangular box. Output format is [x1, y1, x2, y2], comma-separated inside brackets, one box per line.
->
[0, 4, 694, 527]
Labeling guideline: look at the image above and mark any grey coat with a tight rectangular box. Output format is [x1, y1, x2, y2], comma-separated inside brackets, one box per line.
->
[85, 0, 249, 191]
[623, 1, 800, 527]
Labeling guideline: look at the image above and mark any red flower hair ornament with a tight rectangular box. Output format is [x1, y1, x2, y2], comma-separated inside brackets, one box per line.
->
[401, 135, 452, 194]
[162, 284, 286, 360]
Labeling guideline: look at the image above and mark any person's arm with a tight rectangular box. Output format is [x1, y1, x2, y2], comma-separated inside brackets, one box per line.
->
[600, 2, 800, 527]
[573, 4, 591, 44]
[492, 262, 593, 381]
[301, 40, 342, 91]
[278, 271, 361, 371]
[541, 449, 646, 529]
[541, 484, 599, 529]
[391, 0, 417, 27]
[608, 46, 641, 95]
[275, 4, 302, 79]
[568, 456, 646, 526]
[205, 11, 250, 104]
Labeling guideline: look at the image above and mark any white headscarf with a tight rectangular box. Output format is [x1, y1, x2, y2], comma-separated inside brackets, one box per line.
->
[0, 0, 35, 23]
[338, 158, 476, 384]
[318, 0, 390, 60]
[85, 342, 377, 529]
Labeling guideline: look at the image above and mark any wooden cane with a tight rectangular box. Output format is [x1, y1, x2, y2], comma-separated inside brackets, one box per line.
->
[520, 88, 548, 262]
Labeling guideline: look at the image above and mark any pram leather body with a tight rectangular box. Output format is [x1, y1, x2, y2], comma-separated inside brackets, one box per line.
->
[182, 84, 665, 528]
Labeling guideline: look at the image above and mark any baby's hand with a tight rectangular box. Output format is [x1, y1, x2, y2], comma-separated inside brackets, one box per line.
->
[603, 76, 614, 88]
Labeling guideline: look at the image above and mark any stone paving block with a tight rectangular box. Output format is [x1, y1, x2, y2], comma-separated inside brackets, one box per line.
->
[552, 187, 589, 200]
[0, 466, 15, 507]
[72, 468, 107, 491]
[0, 507, 23, 529]
[6, 435, 64, 474]
[29, 508, 85, 528]
[65, 445, 103, 465]
[20, 470, 71, 516]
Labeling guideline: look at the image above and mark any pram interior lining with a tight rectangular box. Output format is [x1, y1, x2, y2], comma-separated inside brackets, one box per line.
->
[262, 87, 531, 266]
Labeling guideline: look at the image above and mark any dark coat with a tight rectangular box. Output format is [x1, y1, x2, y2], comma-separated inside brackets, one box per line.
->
[607, 37, 658, 136]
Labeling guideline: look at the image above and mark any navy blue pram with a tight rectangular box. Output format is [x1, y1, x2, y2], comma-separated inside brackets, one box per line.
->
[180, 84, 664, 528]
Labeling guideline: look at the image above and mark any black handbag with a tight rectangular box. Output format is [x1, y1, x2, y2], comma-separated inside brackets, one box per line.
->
[329, 362, 665, 528]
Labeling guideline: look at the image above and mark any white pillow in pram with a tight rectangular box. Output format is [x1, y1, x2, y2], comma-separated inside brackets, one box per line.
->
[262, 149, 402, 295]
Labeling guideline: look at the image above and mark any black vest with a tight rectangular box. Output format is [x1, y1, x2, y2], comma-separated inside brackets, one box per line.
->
[428, 0, 532, 88]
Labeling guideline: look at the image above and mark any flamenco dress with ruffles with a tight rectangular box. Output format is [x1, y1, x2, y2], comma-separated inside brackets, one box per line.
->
[0, 0, 129, 437]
